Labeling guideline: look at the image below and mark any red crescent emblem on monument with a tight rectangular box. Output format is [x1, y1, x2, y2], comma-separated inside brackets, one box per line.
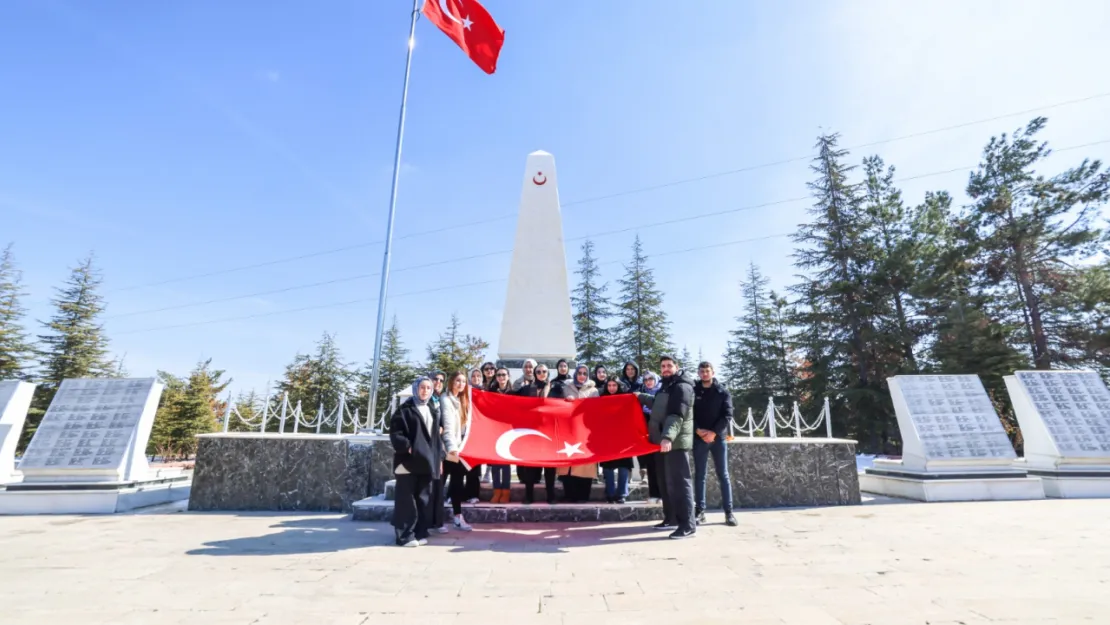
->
[533, 171, 547, 186]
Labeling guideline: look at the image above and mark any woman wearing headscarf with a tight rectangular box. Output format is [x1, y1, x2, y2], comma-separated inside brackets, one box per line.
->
[512, 358, 538, 391]
[619, 362, 644, 394]
[556, 365, 599, 502]
[591, 364, 609, 390]
[554, 359, 571, 384]
[439, 371, 475, 531]
[487, 367, 514, 503]
[516, 364, 557, 505]
[389, 376, 444, 547]
[599, 378, 635, 504]
[469, 368, 484, 388]
[637, 370, 662, 502]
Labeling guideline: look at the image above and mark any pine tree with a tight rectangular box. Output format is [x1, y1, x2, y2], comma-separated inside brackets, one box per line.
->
[0, 244, 34, 381]
[425, 313, 489, 376]
[861, 155, 920, 371]
[613, 236, 672, 372]
[680, 346, 692, 370]
[966, 117, 1110, 369]
[723, 264, 792, 411]
[229, 389, 263, 433]
[357, 316, 417, 422]
[24, 255, 116, 449]
[791, 133, 894, 452]
[571, 240, 613, 367]
[147, 361, 229, 457]
[277, 332, 354, 429]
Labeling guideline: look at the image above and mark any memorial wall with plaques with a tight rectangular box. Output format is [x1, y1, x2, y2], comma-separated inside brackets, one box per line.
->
[887, 374, 1017, 472]
[19, 378, 163, 483]
[1007, 370, 1110, 467]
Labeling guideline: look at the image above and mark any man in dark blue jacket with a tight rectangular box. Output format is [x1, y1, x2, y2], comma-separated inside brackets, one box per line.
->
[693, 362, 737, 526]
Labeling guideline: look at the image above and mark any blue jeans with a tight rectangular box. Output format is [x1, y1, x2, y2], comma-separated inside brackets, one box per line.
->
[693, 436, 732, 512]
[603, 467, 629, 499]
[491, 464, 511, 489]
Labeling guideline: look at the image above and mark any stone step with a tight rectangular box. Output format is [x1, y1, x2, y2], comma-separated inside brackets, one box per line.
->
[351, 495, 663, 523]
[382, 479, 653, 503]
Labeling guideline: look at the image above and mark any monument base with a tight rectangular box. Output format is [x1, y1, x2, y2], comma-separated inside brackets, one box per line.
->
[860, 461, 1044, 502]
[1026, 468, 1110, 498]
[352, 496, 662, 524]
[0, 474, 191, 514]
[383, 479, 652, 503]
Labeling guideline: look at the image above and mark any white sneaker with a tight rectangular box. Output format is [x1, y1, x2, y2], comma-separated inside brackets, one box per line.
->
[453, 515, 473, 531]
[400, 539, 420, 548]
[417, 538, 428, 546]
[435, 525, 450, 534]
[466, 497, 480, 504]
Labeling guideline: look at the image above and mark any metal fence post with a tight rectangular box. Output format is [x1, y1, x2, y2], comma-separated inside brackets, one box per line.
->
[767, 398, 777, 438]
[337, 394, 346, 435]
[793, 401, 801, 438]
[316, 401, 324, 434]
[746, 407, 754, 437]
[279, 392, 288, 434]
[824, 397, 833, 438]
[222, 394, 232, 433]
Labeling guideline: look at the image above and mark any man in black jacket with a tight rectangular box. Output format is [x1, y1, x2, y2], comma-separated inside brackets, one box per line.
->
[389, 377, 445, 547]
[693, 362, 737, 526]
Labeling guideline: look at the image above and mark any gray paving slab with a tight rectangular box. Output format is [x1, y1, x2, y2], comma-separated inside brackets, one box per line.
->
[0, 499, 1106, 624]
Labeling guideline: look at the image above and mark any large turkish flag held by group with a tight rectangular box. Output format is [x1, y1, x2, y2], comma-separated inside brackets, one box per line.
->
[461, 389, 658, 468]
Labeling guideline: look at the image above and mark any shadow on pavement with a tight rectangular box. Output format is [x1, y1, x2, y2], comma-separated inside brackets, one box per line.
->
[185, 517, 665, 557]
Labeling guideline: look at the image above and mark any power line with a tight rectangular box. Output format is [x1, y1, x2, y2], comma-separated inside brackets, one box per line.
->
[112, 233, 794, 335]
[106, 92, 1110, 294]
[103, 139, 1110, 321]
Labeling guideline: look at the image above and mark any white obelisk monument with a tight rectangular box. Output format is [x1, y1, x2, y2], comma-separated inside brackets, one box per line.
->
[498, 151, 577, 365]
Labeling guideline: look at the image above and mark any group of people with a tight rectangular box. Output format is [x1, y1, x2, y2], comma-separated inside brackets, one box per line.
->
[388, 355, 738, 547]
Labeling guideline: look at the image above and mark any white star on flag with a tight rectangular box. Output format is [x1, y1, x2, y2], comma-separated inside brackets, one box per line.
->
[462, 15, 473, 30]
[556, 442, 584, 458]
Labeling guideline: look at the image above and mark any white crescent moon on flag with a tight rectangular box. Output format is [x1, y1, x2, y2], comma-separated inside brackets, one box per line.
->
[494, 428, 551, 462]
[438, 0, 463, 24]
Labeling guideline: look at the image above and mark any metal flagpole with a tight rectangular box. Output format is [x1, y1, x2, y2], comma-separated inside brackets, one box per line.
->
[366, 0, 421, 430]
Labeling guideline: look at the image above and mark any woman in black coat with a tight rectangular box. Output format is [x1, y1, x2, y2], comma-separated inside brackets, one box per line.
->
[516, 364, 557, 505]
[599, 378, 635, 503]
[389, 376, 444, 547]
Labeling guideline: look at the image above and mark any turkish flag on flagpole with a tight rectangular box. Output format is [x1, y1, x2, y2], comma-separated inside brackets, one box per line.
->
[422, 0, 505, 74]
[460, 389, 659, 468]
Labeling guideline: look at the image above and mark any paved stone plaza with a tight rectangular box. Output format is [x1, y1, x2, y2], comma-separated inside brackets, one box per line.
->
[0, 498, 1105, 624]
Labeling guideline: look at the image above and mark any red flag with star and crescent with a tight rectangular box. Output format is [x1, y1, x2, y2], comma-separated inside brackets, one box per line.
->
[423, 0, 505, 75]
[460, 389, 658, 468]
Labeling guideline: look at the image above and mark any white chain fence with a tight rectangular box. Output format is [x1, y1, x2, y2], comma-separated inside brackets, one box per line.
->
[222, 391, 371, 435]
[728, 397, 832, 439]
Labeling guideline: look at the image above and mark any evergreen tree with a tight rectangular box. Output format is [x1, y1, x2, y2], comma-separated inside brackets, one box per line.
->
[724, 264, 795, 411]
[861, 155, 920, 371]
[24, 255, 116, 448]
[277, 332, 354, 429]
[425, 313, 489, 376]
[791, 133, 895, 452]
[147, 360, 229, 457]
[357, 316, 416, 422]
[613, 236, 672, 372]
[0, 244, 34, 380]
[571, 240, 613, 366]
[680, 346, 692, 370]
[229, 389, 263, 433]
[966, 117, 1110, 369]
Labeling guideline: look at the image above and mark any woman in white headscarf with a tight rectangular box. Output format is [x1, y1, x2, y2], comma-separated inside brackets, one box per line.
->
[556, 365, 599, 502]
[512, 358, 537, 391]
[389, 376, 444, 547]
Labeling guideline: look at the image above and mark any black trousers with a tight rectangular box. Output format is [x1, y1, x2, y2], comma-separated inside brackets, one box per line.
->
[393, 473, 433, 545]
[638, 452, 661, 498]
[463, 464, 482, 501]
[656, 451, 694, 532]
[443, 460, 470, 516]
[560, 475, 593, 502]
[521, 467, 557, 503]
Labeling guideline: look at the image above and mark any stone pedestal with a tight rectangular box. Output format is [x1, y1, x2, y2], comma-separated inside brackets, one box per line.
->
[188, 433, 392, 512]
[0, 381, 34, 483]
[702, 438, 861, 509]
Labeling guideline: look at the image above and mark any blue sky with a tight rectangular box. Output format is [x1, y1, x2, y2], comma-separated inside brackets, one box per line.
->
[3, 0, 1109, 399]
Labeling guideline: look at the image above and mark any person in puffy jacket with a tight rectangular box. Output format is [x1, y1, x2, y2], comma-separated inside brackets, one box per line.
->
[636, 371, 662, 502]
[516, 364, 556, 504]
[635, 355, 697, 540]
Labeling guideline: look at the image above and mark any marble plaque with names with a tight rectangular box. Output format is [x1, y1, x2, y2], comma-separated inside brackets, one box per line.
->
[1013, 371, 1110, 457]
[892, 375, 1016, 464]
[19, 378, 162, 481]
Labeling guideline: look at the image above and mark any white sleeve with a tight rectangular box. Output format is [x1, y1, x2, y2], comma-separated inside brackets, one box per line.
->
[441, 397, 460, 454]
